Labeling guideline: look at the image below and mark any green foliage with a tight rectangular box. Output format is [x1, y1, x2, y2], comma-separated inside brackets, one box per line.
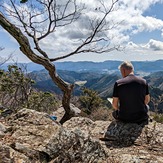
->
[79, 87, 104, 114]
[27, 91, 59, 114]
[88, 107, 112, 121]
[153, 113, 163, 123]
[0, 65, 59, 114]
[0, 65, 34, 111]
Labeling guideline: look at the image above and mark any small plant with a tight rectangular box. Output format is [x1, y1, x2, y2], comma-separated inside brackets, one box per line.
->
[27, 91, 59, 114]
[89, 107, 112, 121]
[78, 87, 112, 120]
[0, 65, 34, 111]
[0, 65, 60, 115]
[79, 87, 104, 114]
[153, 113, 163, 123]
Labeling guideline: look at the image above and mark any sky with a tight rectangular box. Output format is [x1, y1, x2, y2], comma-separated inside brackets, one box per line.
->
[0, 0, 163, 63]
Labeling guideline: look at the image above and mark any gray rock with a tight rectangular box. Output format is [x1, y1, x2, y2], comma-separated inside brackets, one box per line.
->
[0, 122, 7, 132]
[1, 108, 163, 163]
[0, 145, 30, 163]
[0, 122, 7, 138]
[53, 103, 81, 122]
[4, 108, 107, 163]
[64, 117, 163, 163]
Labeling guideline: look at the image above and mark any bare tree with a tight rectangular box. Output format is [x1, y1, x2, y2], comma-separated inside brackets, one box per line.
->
[0, 0, 120, 124]
[0, 47, 13, 67]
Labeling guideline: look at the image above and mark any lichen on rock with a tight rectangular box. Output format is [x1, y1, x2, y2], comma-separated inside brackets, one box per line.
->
[0, 108, 163, 163]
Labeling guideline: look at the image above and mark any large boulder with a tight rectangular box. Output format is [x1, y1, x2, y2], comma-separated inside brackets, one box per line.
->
[53, 103, 81, 122]
[0, 122, 7, 138]
[0, 108, 106, 163]
[0, 108, 163, 163]
[64, 117, 163, 162]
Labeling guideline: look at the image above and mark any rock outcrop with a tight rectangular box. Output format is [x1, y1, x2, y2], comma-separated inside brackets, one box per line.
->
[0, 108, 163, 163]
[0, 109, 106, 163]
[64, 117, 163, 162]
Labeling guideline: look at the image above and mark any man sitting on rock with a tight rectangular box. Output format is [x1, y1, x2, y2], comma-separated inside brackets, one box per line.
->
[112, 61, 150, 123]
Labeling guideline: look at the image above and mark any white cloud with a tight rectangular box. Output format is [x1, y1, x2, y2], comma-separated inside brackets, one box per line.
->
[125, 39, 163, 52]
[144, 39, 163, 50]
[1, 0, 163, 62]
[127, 42, 139, 48]
[161, 29, 163, 38]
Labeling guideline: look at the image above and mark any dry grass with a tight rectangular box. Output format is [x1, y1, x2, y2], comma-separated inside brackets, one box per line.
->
[80, 107, 113, 121]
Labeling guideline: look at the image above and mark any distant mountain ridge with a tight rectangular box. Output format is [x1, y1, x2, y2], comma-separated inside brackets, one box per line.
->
[2, 59, 163, 73]
[29, 69, 163, 97]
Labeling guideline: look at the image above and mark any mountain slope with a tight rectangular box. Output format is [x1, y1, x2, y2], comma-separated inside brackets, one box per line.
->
[29, 69, 163, 101]
[145, 71, 163, 91]
[85, 74, 120, 98]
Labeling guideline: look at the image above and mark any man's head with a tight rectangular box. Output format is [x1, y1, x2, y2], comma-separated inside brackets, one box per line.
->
[119, 61, 134, 78]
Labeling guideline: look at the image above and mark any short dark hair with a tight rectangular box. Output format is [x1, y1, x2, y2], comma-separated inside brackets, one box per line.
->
[118, 61, 134, 71]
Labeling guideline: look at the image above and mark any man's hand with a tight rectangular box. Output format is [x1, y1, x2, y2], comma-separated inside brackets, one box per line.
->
[145, 94, 150, 105]
[112, 97, 119, 110]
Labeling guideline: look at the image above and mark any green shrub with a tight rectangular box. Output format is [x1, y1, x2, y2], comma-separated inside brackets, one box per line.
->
[0, 65, 34, 111]
[27, 91, 59, 114]
[153, 113, 163, 123]
[79, 88, 104, 114]
[0, 65, 60, 114]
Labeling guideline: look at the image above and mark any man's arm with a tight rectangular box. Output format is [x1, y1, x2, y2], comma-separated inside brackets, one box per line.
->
[112, 97, 119, 110]
[145, 94, 150, 105]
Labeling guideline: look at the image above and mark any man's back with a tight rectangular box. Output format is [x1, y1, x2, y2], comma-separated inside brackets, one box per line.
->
[113, 74, 149, 122]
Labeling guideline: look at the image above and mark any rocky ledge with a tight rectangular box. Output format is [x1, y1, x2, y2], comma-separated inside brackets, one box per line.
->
[0, 108, 163, 163]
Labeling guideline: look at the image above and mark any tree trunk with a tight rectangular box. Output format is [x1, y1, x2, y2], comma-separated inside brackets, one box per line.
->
[60, 90, 74, 124]
[48, 69, 74, 124]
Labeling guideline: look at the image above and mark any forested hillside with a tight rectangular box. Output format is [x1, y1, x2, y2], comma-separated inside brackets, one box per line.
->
[29, 69, 120, 96]
[145, 71, 163, 91]
[29, 69, 163, 113]
[1, 64, 162, 113]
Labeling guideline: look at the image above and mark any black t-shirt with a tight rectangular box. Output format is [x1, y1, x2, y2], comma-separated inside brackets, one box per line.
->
[113, 74, 149, 122]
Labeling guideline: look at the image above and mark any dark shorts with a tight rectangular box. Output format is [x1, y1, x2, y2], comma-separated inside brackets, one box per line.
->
[112, 110, 119, 120]
[112, 110, 149, 124]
